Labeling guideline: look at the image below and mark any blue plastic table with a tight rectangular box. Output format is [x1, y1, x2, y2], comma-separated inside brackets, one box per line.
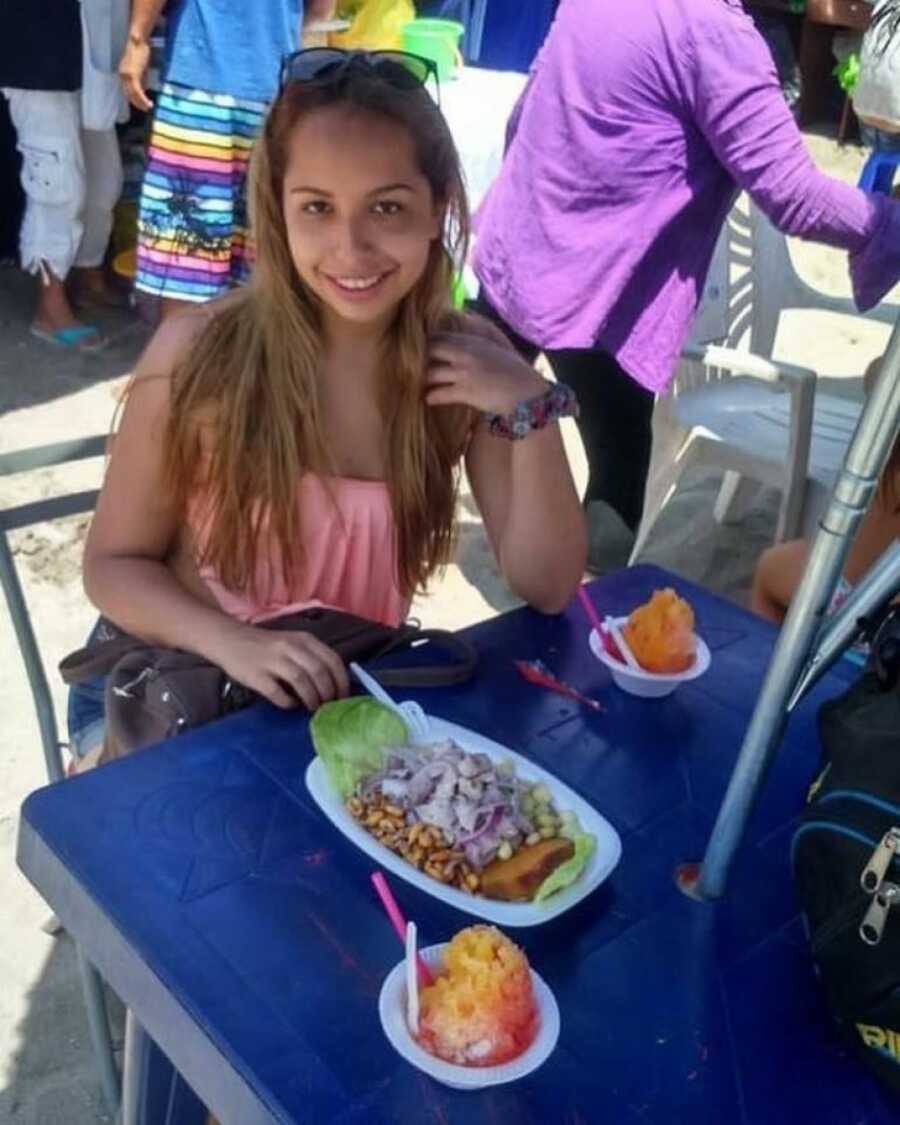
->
[17, 565, 895, 1124]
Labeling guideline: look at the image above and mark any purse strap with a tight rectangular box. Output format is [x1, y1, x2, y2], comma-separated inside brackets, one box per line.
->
[60, 616, 477, 688]
[60, 632, 148, 684]
[365, 628, 477, 687]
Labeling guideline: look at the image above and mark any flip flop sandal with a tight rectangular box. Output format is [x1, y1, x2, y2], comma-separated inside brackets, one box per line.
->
[29, 323, 106, 352]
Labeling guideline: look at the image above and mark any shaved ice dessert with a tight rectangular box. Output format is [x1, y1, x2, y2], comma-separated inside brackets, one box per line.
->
[622, 588, 696, 674]
[416, 925, 538, 1066]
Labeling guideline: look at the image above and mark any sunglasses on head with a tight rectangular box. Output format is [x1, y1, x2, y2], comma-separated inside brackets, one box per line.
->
[278, 48, 440, 102]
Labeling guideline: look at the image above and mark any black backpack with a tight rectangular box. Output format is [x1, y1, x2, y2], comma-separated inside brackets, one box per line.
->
[792, 609, 900, 1092]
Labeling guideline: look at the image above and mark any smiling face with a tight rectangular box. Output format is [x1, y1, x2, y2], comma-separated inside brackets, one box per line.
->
[281, 105, 443, 331]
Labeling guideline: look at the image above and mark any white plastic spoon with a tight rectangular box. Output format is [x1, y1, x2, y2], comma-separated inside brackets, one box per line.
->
[349, 662, 431, 741]
[604, 615, 642, 671]
[405, 920, 420, 1036]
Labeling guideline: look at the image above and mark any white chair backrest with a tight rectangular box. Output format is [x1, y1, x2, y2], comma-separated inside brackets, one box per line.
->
[684, 193, 899, 392]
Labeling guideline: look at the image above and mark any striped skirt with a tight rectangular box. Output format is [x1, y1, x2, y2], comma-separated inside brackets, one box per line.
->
[135, 82, 267, 302]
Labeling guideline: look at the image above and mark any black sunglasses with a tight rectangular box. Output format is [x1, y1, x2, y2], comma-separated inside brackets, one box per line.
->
[279, 48, 440, 103]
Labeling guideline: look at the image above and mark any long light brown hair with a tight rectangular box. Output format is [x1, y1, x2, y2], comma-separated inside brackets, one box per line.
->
[162, 62, 472, 602]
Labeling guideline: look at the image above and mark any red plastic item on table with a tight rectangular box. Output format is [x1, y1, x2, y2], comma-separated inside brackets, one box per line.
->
[577, 585, 624, 661]
[514, 660, 605, 712]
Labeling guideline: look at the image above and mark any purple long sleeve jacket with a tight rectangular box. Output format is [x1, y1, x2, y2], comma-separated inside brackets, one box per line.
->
[473, 0, 900, 391]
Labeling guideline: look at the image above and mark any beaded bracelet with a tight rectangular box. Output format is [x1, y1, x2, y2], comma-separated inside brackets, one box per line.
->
[485, 381, 580, 440]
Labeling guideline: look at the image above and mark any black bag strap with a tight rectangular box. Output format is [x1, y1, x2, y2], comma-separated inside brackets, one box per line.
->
[60, 632, 147, 684]
[60, 617, 477, 689]
[367, 628, 477, 687]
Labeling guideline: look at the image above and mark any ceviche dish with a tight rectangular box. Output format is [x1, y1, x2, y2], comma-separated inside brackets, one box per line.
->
[310, 700, 596, 904]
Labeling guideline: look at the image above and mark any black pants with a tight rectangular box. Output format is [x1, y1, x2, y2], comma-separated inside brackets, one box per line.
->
[470, 295, 655, 532]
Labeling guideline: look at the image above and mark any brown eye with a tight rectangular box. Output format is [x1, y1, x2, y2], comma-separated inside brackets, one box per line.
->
[372, 200, 404, 217]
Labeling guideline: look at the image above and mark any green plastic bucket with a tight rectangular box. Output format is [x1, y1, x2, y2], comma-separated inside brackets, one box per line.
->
[401, 19, 464, 83]
[450, 272, 467, 309]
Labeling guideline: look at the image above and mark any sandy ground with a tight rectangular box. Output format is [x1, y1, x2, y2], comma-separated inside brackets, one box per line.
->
[0, 132, 895, 1123]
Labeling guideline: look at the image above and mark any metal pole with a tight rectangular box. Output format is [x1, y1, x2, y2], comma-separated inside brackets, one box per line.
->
[468, 0, 488, 61]
[0, 533, 63, 783]
[693, 316, 900, 900]
[78, 951, 122, 1114]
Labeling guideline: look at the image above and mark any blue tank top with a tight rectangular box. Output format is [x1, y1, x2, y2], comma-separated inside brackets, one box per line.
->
[164, 0, 302, 103]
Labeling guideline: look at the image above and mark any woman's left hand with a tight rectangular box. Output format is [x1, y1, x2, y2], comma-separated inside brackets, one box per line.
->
[426, 331, 546, 416]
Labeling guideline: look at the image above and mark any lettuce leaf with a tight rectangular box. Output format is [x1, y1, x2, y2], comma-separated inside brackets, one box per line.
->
[310, 698, 407, 798]
[533, 816, 596, 904]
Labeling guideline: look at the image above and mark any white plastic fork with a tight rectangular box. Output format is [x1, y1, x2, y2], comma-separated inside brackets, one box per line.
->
[349, 662, 431, 742]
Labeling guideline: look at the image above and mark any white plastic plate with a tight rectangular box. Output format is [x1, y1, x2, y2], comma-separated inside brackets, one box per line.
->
[304, 714, 622, 927]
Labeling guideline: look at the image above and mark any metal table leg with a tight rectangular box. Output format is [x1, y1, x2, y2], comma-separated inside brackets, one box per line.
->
[690, 315, 900, 899]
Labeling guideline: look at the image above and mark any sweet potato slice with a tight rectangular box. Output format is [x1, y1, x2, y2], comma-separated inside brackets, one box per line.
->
[480, 838, 576, 902]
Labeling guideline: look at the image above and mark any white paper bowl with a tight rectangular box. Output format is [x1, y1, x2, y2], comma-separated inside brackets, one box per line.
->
[379, 943, 560, 1090]
[588, 619, 711, 698]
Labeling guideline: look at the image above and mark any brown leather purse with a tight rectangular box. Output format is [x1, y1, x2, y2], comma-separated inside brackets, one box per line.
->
[59, 607, 477, 764]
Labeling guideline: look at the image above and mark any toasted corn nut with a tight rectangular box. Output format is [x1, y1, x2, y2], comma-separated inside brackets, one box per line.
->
[355, 798, 483, 895]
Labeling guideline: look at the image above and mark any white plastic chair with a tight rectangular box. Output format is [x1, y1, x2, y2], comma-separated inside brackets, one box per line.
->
[632, 198, 900, 560]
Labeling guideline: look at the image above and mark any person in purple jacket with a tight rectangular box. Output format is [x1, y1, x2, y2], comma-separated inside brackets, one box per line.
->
[473, 0, 900, 571]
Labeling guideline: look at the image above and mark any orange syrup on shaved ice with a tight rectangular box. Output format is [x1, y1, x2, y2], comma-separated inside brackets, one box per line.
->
[416, 925, 538, 1066]
[622, 588, 696, 674]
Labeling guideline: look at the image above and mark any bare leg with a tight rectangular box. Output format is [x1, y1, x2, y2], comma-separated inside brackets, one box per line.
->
[68, 265, 128, 309]
[750, 539, 810, 624]
[159, 295, 195, 321]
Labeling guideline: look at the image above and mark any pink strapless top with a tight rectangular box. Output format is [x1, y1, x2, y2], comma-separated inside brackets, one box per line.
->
[194, 475, 409, 628]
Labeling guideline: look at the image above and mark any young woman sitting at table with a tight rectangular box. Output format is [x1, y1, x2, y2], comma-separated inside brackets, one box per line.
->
[70, 50, 587, 764]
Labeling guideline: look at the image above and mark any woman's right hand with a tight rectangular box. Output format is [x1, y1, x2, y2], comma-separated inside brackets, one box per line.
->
[218, 626, 350, 711]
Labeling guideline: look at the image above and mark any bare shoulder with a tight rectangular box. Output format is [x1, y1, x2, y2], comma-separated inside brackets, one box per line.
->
[135, 303, 220, 376]
[126, 298, 235, 410]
